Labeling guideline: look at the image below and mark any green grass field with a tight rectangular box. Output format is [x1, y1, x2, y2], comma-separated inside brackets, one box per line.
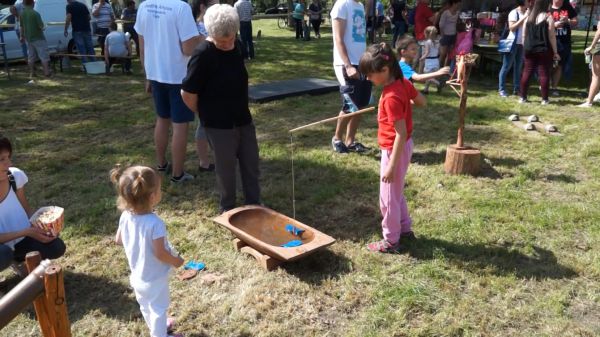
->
[0, 21, 598, 337]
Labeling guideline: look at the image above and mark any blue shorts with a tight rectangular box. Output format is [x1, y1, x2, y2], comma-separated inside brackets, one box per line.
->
[340, 66, 372, 113]
[150, 81, 195, 123]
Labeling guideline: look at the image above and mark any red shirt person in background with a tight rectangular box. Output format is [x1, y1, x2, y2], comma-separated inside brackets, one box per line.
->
[414, 0, 434, 72]
[548, 0, 577, 96]
[414, 0, 434, 41]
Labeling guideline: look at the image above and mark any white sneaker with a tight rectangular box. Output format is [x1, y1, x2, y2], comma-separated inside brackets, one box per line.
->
[577, 102, 593, 108]
[541, 100, 550, 105]
[518, 97, 529, 104]
[551, 90, 560, 97]
[593, 92, 600, 103]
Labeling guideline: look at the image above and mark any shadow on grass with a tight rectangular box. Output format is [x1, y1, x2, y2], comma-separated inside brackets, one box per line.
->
[543, 173, 579, 183]
[9, 270, 139, 322]
[282, 248, 352, 285]
[63, 271, 139, 321]
[405, 237, 577, 280]
[412, 150, 445, 165]
[411, 150, 524, 180]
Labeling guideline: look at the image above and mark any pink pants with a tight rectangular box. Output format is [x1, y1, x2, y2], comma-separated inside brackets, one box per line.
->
[380, 138, 413, 243]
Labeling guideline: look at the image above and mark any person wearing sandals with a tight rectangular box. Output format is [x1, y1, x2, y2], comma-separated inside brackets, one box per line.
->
[359, 43, 426, 253]
[579, 19, 600, 108]
[181, 4, 261, 213]
[0, 135, 65, 274]
[112, 165, 185, 337]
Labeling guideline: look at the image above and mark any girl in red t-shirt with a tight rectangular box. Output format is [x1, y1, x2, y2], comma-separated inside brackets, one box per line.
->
[359, 43, 427, 253]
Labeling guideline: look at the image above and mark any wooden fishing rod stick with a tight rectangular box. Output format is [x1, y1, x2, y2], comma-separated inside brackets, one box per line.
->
[289, 107, 375, 133]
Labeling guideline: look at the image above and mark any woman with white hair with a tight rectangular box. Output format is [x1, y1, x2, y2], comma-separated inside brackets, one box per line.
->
[181, 4, 261, 214]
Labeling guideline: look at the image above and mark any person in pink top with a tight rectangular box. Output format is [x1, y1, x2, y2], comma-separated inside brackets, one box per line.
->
[359, 42, 426, 253]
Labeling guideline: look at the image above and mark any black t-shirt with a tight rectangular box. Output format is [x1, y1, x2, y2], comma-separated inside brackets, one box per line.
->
[308, 3, 321, 20]
[182, 41, 252, 129]
[66, 1, 91, 32]
[391, 0, 406, 23]
[548, 3, 577, 45]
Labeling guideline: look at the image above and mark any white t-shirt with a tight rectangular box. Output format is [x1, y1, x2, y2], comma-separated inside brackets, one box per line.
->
[0, 168, 29, 249]
[106, 31, 128, 57]
[118, 210, 173, 287]
[508, 7, 526, 45]
[330, 0, 367, 66]
[134, 0, 199, 84]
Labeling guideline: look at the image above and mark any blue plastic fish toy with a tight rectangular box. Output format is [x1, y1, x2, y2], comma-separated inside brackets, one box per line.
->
[281, 240, 303, 248]
[285, 224, 305, 236]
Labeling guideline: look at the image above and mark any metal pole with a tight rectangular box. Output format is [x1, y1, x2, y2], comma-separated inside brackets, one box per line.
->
[0, 260, 51, 329]
[585, 0, 596, 49]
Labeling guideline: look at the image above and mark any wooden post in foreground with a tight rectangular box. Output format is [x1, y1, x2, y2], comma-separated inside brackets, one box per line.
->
[25, 252, 55, 337]
[444, 54, 481, 176]
[43, 265, 71, 337]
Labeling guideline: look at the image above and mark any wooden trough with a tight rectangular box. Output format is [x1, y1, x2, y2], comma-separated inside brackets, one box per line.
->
[213, 205, 336, 271]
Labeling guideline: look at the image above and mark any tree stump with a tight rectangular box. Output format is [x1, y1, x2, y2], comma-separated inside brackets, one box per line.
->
[444, 145, 481, 176]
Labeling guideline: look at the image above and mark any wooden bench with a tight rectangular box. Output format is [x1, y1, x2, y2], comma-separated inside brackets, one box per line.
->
[473, 43, 502, 74]
[50, 53, 98, 72]
[50, 53, 135, 73]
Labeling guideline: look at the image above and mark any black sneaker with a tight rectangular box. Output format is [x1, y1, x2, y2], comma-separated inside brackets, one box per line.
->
[157, 162, 171, 173]
[170, 171, 194, 183]
[198, 164, 215, 173]
[332, 138, 349, 154]
[347, 141, 369, 153]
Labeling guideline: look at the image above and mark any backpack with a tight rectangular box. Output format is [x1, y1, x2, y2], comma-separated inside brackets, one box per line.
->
[407, 7, 416, 25]
[8, 171, 16, 193]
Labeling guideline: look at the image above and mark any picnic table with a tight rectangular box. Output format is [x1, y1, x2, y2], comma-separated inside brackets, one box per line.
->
[473, 41, 501, 73]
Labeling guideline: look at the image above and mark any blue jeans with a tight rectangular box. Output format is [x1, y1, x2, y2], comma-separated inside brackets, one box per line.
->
[0, 237, 66, 272]
[392, 20, 406, 48]
[239, 21, 254, 59]
[498, 44, 524, 94]
[72, 30, 96, 63]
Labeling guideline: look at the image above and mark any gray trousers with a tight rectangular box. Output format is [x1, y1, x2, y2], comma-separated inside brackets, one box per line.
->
[205, 123, 260, 211]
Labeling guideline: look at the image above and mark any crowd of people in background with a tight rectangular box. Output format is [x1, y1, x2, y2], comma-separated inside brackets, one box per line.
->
[381, 0, 593, 106]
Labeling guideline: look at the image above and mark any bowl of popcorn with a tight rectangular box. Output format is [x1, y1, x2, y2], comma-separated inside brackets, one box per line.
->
[29, 206, 64, 237]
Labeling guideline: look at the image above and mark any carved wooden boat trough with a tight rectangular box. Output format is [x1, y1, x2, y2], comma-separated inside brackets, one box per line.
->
[213, 205, 336, 271]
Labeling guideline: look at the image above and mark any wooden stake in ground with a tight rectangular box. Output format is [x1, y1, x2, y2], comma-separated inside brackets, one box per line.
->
[444, 53, 481, 176]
